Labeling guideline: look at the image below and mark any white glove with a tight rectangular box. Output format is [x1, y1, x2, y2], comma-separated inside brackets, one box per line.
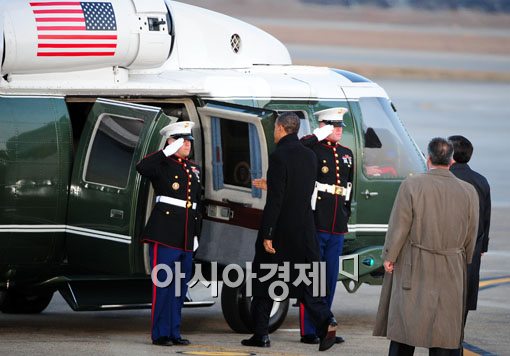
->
[193, 236, 199, 251]
[313, 125, 334, 141]
[163, 138, 184, 157]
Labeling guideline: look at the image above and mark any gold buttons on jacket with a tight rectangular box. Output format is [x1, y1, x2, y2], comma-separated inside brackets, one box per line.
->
[321, 166, 329, 174]
[172, 182, 180, 190]
[165, 211, 170, 215]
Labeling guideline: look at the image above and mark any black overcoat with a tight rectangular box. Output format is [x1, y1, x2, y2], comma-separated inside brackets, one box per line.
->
[450, 162, 491, 310]
[252, 134, 321, 298]
[136, 150, 202, 252]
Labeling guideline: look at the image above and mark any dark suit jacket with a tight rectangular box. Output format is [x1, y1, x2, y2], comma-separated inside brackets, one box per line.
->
[253, 133, 320, 298]
[450, 162, 491, 310]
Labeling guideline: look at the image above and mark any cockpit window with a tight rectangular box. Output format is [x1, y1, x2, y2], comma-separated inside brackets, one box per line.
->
[84, 114, 143, 188]
[359, 97, 425, 179]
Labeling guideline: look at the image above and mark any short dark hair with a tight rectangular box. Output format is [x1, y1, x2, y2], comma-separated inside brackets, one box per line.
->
[427, 137, 453, 166]
[276, 112, 300, 134]
[448, 135, 473, 164]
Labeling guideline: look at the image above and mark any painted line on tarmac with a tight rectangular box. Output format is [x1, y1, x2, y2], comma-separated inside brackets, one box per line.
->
[463, 342, 498, 356]
[461, 276, 510, 356]
[177, 352, 255, 356]
[478, 276, 510, 291]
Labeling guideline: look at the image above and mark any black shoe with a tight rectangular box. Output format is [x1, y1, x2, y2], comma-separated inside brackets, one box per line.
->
[300, 334, 320, 344]
[318, 319, 338, 352]
[335, 336, 345, 344]
[152, 336, 173, 346]
[171, 337, 190, 345]
[241, 334, 271, 347]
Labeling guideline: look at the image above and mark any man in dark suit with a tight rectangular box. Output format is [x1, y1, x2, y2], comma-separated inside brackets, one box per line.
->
[448, 136, 491, 327]
[242, 112, 338, 352]
[136, 121, 202, 347]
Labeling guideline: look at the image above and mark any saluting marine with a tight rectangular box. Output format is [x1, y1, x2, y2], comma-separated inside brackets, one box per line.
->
[136, 120, 202, 347]
[299, 107, 354, 345]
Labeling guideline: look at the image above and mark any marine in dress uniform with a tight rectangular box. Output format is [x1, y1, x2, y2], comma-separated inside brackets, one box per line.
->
[299, 107, 354, 345]
[136, 121, 202, 347]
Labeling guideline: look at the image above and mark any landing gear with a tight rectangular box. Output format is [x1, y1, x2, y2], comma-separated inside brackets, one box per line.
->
[221, 282, 289, 334]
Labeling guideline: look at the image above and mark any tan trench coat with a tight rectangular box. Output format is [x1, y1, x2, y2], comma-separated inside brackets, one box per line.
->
[373, 169, 479, 349]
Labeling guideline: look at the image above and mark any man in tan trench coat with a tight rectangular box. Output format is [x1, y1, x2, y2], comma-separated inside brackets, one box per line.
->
[373, 137, 479, 356]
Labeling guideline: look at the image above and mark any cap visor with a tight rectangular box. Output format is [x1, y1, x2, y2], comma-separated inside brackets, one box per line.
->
[171, 134, 194, 141]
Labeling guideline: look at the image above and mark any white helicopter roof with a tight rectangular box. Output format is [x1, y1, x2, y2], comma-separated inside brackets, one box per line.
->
[0, 0, 388, 100]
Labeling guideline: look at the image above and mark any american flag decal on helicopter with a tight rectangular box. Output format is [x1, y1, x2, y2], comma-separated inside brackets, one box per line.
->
[30, 1, 117, 57]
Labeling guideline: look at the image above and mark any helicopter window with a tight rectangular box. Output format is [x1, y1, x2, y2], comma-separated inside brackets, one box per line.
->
[211, 117, 262, 197]
[84, 114, 143, 188]
[359, 97, 425, 179]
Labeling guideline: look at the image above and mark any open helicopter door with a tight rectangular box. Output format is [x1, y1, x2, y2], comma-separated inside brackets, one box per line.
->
[194, 102, 276, 269]
[66, 99, 175, 274]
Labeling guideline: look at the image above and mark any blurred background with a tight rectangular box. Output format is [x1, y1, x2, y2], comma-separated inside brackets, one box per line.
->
[182, 0, 510, 207]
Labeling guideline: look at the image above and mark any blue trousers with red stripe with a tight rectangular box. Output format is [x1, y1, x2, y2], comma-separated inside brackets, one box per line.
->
[300, 232, 344, 337]
[149, 243, 193, 341]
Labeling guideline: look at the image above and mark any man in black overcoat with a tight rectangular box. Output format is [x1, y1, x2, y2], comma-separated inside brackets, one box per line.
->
[449, 135, 491, 340]
[241, 112, 338, 352]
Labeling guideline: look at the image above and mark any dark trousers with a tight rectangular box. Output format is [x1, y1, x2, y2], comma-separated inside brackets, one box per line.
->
[389, 341, 462, 356]
[251, 282, 333, 337]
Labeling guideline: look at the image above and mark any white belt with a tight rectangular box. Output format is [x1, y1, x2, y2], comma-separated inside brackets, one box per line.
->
[315, 182, 349, 196]
[156, 196, 197, 210]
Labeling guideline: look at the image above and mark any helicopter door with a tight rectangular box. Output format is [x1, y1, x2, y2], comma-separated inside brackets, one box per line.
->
[66, 99, 172, 274]
[194, 101, 276, 268]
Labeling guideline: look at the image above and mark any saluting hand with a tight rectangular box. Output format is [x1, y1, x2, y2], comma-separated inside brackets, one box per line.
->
[263, 239, 276, 254]
[163, 137, 184, 157]
[313, 125, 334, 141]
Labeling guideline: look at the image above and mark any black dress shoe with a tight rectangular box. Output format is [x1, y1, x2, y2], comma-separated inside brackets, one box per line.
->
[335, 336, 345, 344]
[152, 336, 173, 346]
[300, 334, 320, 344]
[241, 334, 270, 347]
[171, 337, 190, 345]
[318, 319, 338, 352]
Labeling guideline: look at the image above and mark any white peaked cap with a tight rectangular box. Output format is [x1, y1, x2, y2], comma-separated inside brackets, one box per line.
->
[159, 120, 195, 139]
[314, 107, 349, 123]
